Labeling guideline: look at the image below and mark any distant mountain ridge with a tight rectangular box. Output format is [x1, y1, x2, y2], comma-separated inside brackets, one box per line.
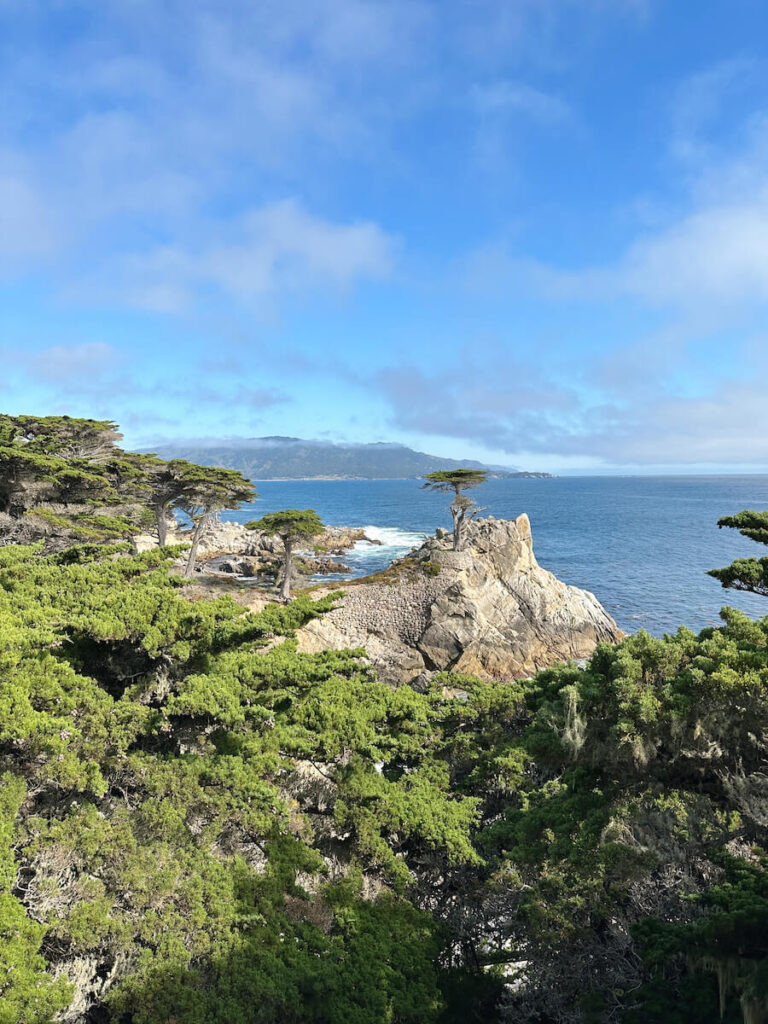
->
[144, 436, 552, 480]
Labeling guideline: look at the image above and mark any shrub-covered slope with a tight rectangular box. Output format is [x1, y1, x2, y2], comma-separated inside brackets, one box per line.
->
[1, 542, 768, 1023]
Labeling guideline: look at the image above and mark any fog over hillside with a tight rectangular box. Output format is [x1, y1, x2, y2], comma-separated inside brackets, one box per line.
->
[145, 436, 551, 480]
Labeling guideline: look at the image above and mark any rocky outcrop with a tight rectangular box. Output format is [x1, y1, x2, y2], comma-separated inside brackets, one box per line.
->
[297, 515, 622, 685]
[315, 526, 382, 553]
[133, 518, 256, 557]
[135, 520, 377, 562]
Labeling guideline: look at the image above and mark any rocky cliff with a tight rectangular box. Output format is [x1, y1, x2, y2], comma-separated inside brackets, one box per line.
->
[297, 515, 622, 684]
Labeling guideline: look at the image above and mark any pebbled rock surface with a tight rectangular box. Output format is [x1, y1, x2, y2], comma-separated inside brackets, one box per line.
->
[297, 515, 623, 685]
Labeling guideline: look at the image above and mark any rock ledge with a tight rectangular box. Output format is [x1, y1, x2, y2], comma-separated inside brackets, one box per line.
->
[297, 514, 623, 685]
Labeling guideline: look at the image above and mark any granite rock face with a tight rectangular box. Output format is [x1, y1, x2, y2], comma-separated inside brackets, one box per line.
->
[297, 515, 623, 685]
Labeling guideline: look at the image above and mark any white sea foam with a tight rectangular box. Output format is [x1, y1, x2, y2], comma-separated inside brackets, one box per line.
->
[355, 525, 426, 554]
[309, 525, 426, 582]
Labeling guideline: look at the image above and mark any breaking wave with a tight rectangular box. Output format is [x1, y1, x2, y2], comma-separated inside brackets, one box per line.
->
[356, 525, 426, 553]
[316, 525, 427, 581]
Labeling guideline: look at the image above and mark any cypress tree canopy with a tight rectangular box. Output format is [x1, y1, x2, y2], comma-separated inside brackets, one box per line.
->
[422, 469, 487, 551]
[422, 468, 487, 493]
[0, 415, 255, 554]
[245, 509, 324, 599]
[246, 508, 325, 541]
[0, 414, 149, 546]
[709, 509, 768, 597]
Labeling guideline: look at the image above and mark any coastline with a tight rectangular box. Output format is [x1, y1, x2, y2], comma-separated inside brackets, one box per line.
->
[220, 475, 768, 636]
[244, 473, 554, 481]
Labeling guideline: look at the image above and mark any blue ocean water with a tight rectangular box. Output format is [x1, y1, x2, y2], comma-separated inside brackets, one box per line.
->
[221, 477, 768, 636]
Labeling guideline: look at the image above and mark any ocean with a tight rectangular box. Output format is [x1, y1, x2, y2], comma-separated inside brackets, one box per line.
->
[220, 476, 768, 636]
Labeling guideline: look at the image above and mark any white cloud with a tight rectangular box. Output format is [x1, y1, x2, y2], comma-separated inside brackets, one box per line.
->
[101, 199, 395, 312]
[1, 341, 289, 423]
[0, 0, 420, 303]
[0, 0, 650, 313]
[443, 61, 768, 467]
[616, 191, 768, 306]
[466, 198, 768, 313]
[2, 342, 125, 391]
[451, 0, 648, 68]
[29, 342, 120, 384]
[208, 200, 395, 296]
[471, 81, 570, 123]
[464, 95, 768, 314]
[669, 56, 759, 165]
[374, 350, 768, 466]
[596, 64, 768, 310]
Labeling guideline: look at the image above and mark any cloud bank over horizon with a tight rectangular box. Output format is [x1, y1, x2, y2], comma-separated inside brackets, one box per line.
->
[1, 0, 767, 472]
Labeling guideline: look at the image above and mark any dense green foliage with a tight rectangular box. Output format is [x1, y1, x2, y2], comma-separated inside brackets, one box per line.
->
[141, 457, 255, 551]
[0, 415, 254, 559]
[246, 509, 325, 599]
[710, 509, 768, 597]
[0, 415, 150, 546]
[1, 537, 767, 1023]
[422, 469, 488, 490]
[0, 541, 483, 1022]
[247, 509, 325, 540]
[496, 614, 768, 1022]
[173, 462, 256, 577]
[629, 851, 768, 1023]
[3, 459, 768, 1024]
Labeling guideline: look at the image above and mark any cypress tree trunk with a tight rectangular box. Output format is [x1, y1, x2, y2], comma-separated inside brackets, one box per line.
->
[155, 502, 168, 547]
[451, 485, 462, 551]
[280, 537, 294, 601]
[451, 507, 461, 551]
[183, 515, 207, 578]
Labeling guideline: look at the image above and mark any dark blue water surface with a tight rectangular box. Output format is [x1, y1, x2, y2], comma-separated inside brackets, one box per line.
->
[221, 477, 768, 636]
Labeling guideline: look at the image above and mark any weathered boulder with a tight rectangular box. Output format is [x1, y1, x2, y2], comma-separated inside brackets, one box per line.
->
[297, 515, 622, 685]
[296, 556, 351, 576]
[315, 526, 382, 553]
[218, 557, 261, 575]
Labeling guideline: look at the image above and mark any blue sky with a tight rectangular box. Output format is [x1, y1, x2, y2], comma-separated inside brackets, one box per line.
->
[2, 0, 768, 472]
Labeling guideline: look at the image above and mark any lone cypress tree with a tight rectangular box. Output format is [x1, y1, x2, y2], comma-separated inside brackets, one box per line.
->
[422, 469, 487, 551]
[246, 509, 324, 601]
[709, 510, 768, 597]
